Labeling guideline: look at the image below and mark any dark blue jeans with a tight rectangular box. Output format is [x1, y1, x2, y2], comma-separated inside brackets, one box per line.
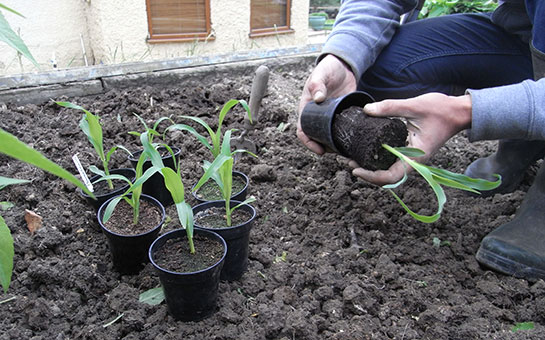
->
[359, 12, 534, 100]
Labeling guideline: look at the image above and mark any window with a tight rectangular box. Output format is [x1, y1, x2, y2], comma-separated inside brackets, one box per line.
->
[146, 0, 213, 43]
[250, 0, 293, 37]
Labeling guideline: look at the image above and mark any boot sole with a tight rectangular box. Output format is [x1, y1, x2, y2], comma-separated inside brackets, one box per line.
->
[476, 247, 545, 281]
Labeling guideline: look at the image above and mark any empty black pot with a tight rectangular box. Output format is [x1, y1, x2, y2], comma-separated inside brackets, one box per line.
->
[78, 168, 136, 211]
[193, 200, 256, 281]
[97, 194, 165, 275]
[300, 91, 375, 153]
[149, 228, 227, 321]
[128, 146, 181, 206]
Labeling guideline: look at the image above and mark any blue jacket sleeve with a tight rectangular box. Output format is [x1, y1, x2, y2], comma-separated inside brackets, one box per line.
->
[467, 78, 545, 142]
[320, 0, 418, 80]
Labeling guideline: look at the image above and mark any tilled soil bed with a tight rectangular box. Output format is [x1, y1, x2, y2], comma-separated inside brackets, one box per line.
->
[1, 57, 545, 340]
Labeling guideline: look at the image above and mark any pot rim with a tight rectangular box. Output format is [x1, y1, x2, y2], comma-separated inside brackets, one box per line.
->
[192, 200, 257, 231]
[97, 193, 166, 238]
[149, 228, 227, 275]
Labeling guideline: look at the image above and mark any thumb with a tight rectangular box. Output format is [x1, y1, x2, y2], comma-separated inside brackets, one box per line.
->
[363, 100, 398, 117]
[311, 84, 327, 103]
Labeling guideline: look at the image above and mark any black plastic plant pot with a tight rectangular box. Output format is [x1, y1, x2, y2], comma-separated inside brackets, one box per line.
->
[191, 171, 249, 203]
[193, 200, 256, 281]
[128, 146, 181, 206]
[78, 168, 136, 211]
[97, 194, 165, 275]
[149, 228, 227, 322]
[300, 91, 375, 154]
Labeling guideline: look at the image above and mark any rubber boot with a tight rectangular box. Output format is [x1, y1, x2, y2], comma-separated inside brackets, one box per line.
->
[475, 44, 545, 281]
[464, 139, 545, 197]
[476, 161, 545, 281]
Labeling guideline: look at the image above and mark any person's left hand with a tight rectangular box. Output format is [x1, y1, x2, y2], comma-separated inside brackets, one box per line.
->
[350, 93, 473, 186]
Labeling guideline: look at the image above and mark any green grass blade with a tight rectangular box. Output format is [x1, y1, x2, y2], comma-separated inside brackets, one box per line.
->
[387, 189, 441, 223]
[0, 4, 25, 17]
[93, 174, 132, 186]
[383, 144, 446, 223]
[0, 128, 94, 198]
[0, 176, 30, 188]
[139, 287, 165, 306]
[395, 147, 426, 158]
[160, 167, 184, 203]
[431, 174, 480, 194]
[0, 215, 14, 293]
[101, 196, 123, 224]
[425, 166, 501, 191]
[229, 196, 256, 216]
[179, 116, 215, 140]
[193, 154, 231, 193]
[0, 11, 39, 68]
[153, 116, 174, 131]
[165, 124, 211, 150]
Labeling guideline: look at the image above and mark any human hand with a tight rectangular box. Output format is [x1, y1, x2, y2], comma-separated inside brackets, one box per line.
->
[297, 54, 357, 155]
[350, 93, 472, 185]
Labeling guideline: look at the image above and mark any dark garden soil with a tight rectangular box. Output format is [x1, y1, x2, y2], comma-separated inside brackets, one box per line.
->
[1, 57, 545, 339]
[332, 106, 408, 171]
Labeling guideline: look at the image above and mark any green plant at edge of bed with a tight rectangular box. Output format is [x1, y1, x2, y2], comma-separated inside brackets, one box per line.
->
[383, 144, 501, 223]
[0, 128, 95, 293]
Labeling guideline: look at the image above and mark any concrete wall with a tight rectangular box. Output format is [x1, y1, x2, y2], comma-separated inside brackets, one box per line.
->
[0, 0, 310, 76]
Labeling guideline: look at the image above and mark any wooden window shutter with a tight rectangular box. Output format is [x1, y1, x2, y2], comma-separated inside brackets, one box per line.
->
[146, 0, 213, 43]
[250, 0, 293, 37]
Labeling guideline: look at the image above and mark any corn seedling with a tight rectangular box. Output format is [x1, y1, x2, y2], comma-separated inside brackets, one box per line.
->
[130, 113, 179, 169]
[0, 128, 94, 293]
[0, 4, 39, 68]
[383, 144, 501, 223]
[166, 99, 251, 159]
[193, 129, 256, 226]
[99, 131, 162, 225]
[56, 101, 131, 189]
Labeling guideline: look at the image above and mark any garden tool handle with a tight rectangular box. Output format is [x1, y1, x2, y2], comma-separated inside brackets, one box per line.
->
[245, 65, 270, 131]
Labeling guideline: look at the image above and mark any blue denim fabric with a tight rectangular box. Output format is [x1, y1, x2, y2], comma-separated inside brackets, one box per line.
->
[359, 13, 534, 100]
[525, 0, 545, 53]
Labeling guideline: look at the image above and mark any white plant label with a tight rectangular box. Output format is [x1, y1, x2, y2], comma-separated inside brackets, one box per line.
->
[72, 154, 94, 192]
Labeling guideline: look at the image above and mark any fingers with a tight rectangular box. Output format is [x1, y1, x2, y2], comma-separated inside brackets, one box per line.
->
[349, 160, 408, 186]
[296, 124, 325, 155]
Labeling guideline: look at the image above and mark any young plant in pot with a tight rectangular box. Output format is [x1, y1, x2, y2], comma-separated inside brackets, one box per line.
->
[0, 128, 95, 293]
[97, 131, 166, 275]
[165, 99, 252, 203]
[192, 129, 257, 281]
[56, 102, 136, 211]
[300, 91, 501, 222]
[147, 151, 227, 321]
[127, 114, 181, 206]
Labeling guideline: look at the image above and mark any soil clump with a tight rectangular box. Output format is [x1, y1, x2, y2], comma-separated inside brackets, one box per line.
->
[332, 106, 408, 170]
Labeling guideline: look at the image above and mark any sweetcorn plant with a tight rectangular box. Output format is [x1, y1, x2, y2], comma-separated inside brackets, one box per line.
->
[99, 131, 162, 225]
[166, 99, 251, 159]
[0, 128, 94, 293]
[383, 144, 501, 223]
[193, 129, 256, 227]
[56, 102, 131, 189]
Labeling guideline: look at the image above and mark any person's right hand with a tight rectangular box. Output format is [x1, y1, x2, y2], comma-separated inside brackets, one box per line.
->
[297, 54, 357, 155]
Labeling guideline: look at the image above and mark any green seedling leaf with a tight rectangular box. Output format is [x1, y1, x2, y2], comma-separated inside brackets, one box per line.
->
[0, 202, 15, 211]
[0, 4, 25, 17]
[0, 128, 94, 198]
[512, 322, 534, 332]
[0, 215, 14, 293]
[0, 176, 30, 189]
[139, 287, 165, 306]
[103, 313, 124, 328]
[164, 124, 212, 150]
[0, 10, 39, 68]
[382, 144, 501, 223]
